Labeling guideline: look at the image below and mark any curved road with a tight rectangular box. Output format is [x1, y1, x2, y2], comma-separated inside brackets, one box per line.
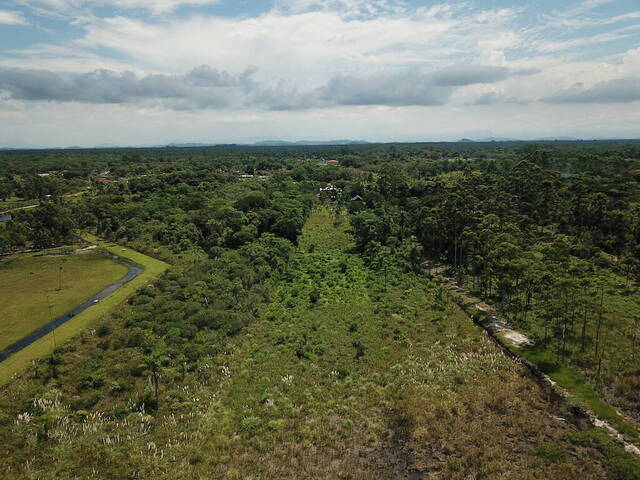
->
[0, 264, 142, 362]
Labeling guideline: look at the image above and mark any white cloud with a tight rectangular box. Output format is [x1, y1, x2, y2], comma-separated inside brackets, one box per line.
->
[549, 0, 616, 20]
[2, 0, 640, 146]
[2, 44, 138, 72]
[623, 47, 640, 74]
[24, 0, 221, 15]
[0, 10, 28, 25]
[275, 0, 407, 18]
[67, 5, 523, 88]
[542, 77, 640, 104]
[535, 24, 640, 53]
[0, 63, 537, 111]
[102, 0, 221, 14]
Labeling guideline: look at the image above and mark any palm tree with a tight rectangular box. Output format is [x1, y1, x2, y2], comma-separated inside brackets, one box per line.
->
[141, 349, 168, 407]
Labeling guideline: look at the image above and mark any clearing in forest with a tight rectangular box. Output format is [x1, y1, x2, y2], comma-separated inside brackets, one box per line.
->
[5, 209, 639, 479]
[126, 208, 624, 479]
[0, 250, 128, 352]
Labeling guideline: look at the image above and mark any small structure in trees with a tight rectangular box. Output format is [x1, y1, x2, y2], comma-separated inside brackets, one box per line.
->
[318, 183, 342, 201]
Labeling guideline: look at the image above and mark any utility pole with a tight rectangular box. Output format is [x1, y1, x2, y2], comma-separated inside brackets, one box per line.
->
[58, 262, 64, 291]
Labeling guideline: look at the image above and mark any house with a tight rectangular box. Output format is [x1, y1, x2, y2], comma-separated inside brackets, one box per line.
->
[318, 183, 342, 201]
[326, 160, 339, 165]
[0, 213, 12, 222]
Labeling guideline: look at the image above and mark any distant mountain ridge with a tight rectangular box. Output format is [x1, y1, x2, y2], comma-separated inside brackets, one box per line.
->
[251, 139, 369, 147]
[4, 137, 640, 150]
[458, 136, 581, 142]
[165, 140, 369, 148]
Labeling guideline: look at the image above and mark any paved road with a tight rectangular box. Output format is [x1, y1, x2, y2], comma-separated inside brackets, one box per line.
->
[0, 264, 142, 362]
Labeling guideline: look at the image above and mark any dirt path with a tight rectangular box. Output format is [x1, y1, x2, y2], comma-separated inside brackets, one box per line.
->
[1, 203, 38, 214]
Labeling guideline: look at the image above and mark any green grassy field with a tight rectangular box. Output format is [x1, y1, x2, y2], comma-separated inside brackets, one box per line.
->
[0, 250, 128, 352]
[0, 234, 169, 385]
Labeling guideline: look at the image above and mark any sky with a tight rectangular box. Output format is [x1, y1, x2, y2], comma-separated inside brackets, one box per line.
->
[0, 0, 639, 147]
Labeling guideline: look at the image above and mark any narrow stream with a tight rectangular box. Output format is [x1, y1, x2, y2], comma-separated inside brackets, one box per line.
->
[0, 264, 142, 362]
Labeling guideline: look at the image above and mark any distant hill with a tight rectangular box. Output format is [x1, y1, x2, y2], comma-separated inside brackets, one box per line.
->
[476, 137, 519, 142]
[252, 140, 369, 147]
[166, 143, 213, 148]
[460, 136, 581, 143]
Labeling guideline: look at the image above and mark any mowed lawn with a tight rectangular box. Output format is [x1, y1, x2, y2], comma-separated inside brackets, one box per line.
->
[0, 235, 170, 385]
[0, 251, 129, 352]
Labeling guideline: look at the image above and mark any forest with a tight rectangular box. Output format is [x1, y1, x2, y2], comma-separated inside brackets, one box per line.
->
[1, 140, 640, 479]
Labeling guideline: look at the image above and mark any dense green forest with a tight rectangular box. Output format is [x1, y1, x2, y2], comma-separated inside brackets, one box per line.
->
[1, 141, 640, 478]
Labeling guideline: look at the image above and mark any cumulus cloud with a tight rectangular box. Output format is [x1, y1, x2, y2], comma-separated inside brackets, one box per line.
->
[311, 65, 534, 108]
[541, 77, 640, 103]
[3, 0, 640, 146]
[0, 63, 533, 110]
[431, 65, 511, 86]
[0, 66, 255, 108]
[315, 72, 452, 107]
[0, 10, 28, 25]
[25, 0, 220, 15]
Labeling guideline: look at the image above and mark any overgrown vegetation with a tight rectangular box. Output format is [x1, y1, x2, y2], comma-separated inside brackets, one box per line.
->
[1, 141, 640, 478]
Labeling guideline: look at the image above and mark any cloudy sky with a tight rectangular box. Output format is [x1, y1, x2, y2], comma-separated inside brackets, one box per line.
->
[0, 0, 639, 147]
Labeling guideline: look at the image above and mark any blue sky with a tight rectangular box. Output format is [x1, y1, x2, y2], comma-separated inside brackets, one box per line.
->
[0, 0, 639, 147]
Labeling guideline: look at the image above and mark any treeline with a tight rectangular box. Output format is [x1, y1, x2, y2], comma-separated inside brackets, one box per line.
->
[0, 201, 77, 250]
[347, 159, 640, 275]
[0, 173, 80, 202]
[344, 152, 640, 412]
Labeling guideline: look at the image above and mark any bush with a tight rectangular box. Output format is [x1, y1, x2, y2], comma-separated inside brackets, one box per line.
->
[353, 340, 366, 359]
[241, 416, 261, 431]
[533, 442, 567, 463]
[78, 372, 105, 390]
[267, 419, 286, 431]
[96, 324, 112, 337]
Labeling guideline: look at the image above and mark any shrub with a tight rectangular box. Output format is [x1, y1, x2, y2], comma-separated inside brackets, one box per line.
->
[353, 340, 366, 359]
[241, 416, 261, 431]
[267, 419, 286, 431]
[78, 372, 105, 390]
[96, 324, 112, 337]
[533, 442, 567, 463]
